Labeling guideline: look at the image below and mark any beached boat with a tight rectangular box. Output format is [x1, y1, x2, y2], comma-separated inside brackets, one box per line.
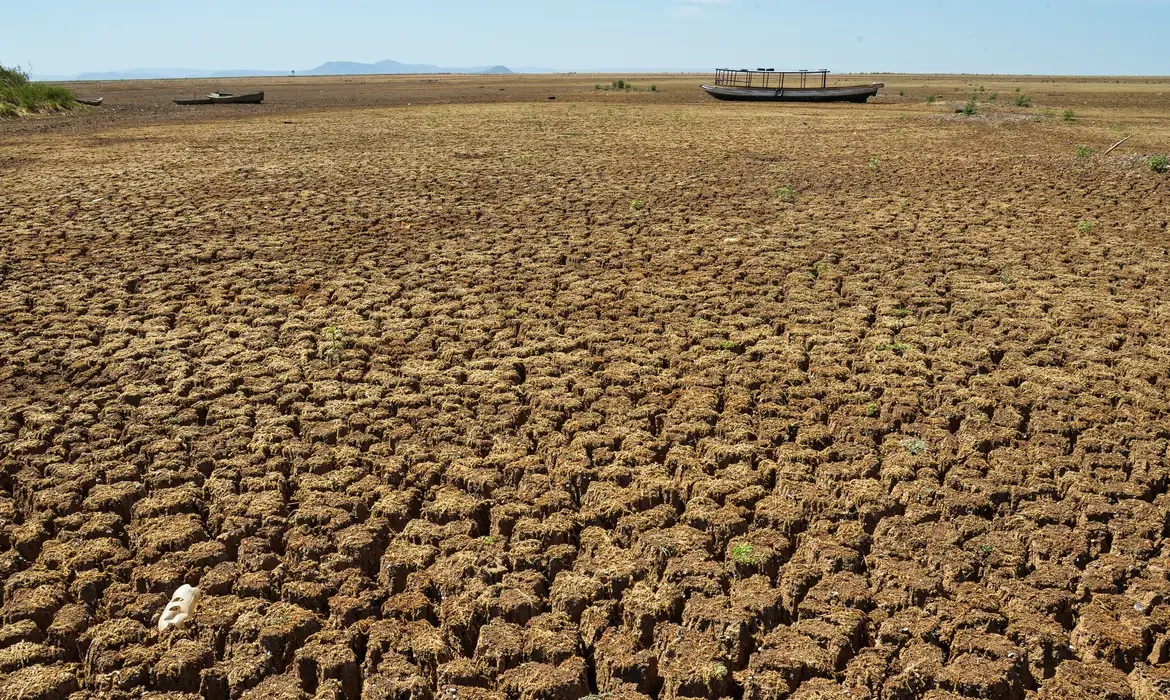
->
[75, 97, 103, 106]
[701, 69, 883, 103]
[207, 91, 264, 104]
[172, 91, 265, 105]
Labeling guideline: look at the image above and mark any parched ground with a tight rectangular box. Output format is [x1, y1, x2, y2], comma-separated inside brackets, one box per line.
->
[1, 75, 1169, 700]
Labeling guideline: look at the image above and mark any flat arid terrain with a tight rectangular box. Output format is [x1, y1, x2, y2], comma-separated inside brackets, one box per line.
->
[1, 73, 1169, 700]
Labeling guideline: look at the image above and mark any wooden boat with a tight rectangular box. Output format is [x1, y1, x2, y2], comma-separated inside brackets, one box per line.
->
[172, 91, 264, 105]
[75, 97, 103, 106]
[701, 69, 883, 103]
[207, 91, 264, 104]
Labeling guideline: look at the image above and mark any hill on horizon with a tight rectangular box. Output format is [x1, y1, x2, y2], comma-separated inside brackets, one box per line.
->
[43, 59, 523, 82]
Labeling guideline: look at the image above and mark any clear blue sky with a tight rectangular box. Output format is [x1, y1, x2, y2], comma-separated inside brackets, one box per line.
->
[5, 0, 1169, 76]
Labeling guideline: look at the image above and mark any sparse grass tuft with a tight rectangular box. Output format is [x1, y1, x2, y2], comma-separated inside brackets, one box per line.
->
[925, 94, 935, 104]
[320, 326, 347, 365]
[1076, 145, 1092, 158]
[901, 438, 928, 455]
[1149, 155, 1169, 173]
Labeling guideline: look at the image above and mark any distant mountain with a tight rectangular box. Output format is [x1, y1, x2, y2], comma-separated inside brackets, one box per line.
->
[43, 59, 517, 82]
[299, 60, 513, 76]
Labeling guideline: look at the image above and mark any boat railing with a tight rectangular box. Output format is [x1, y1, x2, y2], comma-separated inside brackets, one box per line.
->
[713, 68, 829, 90]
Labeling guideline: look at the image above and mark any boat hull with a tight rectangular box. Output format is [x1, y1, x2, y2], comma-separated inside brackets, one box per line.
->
[173, 91, 265, 105]
[208, 92, 264, 104]
[700, 83, 883, 103]
[75, 97, 103, 106]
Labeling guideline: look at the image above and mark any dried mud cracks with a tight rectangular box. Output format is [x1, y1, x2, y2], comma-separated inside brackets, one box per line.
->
[1, 100, 1169, 700]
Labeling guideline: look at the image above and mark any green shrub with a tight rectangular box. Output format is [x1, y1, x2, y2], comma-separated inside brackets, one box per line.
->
[0, 64, 76, 115]
[0, 65, 30, 87]
[925, 94, 935, 104]
[1062, 109, 1076, 122]
[961, 96, 977, 116]
[650, 84, 657, 92]
[988, 92, 997, 102]
[1014, 94, 1032, 107]
[1149, 155, 1169, 173]
[1076, 220, 1095, 233]
[775, 186, 794, 203]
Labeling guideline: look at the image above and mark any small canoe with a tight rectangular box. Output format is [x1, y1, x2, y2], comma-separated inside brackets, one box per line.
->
[75, 97, 103, 106]
[207, 91, 264, 104]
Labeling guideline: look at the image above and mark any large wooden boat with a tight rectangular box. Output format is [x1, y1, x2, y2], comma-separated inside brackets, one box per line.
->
[701, 69, 883, 103]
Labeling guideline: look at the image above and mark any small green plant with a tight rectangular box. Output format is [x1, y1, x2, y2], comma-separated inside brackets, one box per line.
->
[718, 340, 736, 351]
[320, 326, 347, 365]
[630, 199, 645, 211]
[876, 341, 911, 354]
[891, 308, 913, 317]
[1062, 109, 1076, 122]
[988, 92, 998, 102]
[649, 84, 657, 92]
[775, 186, 795, 203]
[594, 83, 602, 90]
[961, 96, 978, 116]
[730, 543, 757, 565]
[978, 544, 993, 555]
[925, 94, 936, 104]
[901, 438, 928, 455]
[1076, 220, 1095, 233]
[1149, 155, 1169, 173]
[1076, 145, 1092, 158]
[1014, 94, 1032, 107]
[868, 157, 880, 170]
[808, 262, 829, 279]
[481, 535, 498, 544]
[865, 402, 879, 417]
[898, 90, 904, 96]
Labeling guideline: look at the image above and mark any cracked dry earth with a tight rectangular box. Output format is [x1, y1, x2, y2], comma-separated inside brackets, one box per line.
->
[1, 86, 1170, 700]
